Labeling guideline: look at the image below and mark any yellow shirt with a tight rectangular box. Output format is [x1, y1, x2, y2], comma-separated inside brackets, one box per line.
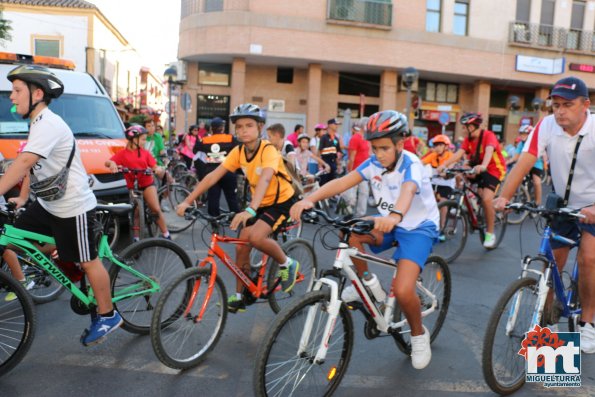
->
[223, 140, 295, 207]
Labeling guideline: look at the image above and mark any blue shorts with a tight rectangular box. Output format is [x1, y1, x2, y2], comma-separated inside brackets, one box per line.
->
[369, 221, 438, 269]
[550, 220, 595, 249]
[308, 163, 318, 175]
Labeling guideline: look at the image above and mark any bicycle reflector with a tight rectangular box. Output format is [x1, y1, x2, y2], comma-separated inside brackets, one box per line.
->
[436, 271, 443, 282]
[327, 366, 337, 381]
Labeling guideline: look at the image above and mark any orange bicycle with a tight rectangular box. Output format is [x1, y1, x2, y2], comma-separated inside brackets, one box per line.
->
[150, 208, 317, 369]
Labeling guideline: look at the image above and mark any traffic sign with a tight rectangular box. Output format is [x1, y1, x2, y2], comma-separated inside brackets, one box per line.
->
[181, 92, 192, 111]
[438, 111, 450, 125]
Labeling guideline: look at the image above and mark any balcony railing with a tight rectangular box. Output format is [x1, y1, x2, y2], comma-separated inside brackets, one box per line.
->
[509, 21, 594, 53]
[327, 0, 392, 27]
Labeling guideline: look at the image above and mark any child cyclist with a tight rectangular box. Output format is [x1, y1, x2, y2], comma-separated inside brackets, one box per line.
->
[177, 103, 299, 313]
[105, 125, 170, 240]
[290, 110, 440, 369]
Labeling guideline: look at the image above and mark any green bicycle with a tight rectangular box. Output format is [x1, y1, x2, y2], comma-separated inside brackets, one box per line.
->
[0, 203, 192, 376]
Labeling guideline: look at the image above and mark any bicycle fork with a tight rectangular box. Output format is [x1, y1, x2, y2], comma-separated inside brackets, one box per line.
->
[298, 278, 341, 365]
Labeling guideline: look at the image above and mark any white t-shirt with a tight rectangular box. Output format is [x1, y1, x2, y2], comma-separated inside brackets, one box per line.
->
[524, 113, 595, 209]
[357, 151, 440, 231]
[22, 108, 96, 217]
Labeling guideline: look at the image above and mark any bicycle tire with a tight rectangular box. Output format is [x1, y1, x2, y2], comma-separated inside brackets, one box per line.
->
[267, 239, 318, 313]
[482, 277, 538, 395]
[95, 205, 121, 249]
[171, 163, 188, 180]
[433, 200, 468, 263]
[145, 206, 158, 238]
[0, 271, 36, 377]
[17, 257, 65, 304]
[150, 267, 228, 370]
[178, 172, 198, 190]
[253, 290, 354, 397]
[158, 184, 196, 233]
[108, 238, 193, 334]
[507, 185, 531, 225]
[392, 255, 451, 355]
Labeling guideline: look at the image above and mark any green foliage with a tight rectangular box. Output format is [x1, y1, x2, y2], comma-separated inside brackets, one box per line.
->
[128, 114, 150, 125]
[0, 6, 12, 46]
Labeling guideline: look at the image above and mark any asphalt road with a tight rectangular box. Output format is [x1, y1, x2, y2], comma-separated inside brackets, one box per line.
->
[1, 214, 594, 397]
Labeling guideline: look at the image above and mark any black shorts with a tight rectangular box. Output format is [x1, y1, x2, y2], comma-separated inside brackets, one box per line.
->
[550, 220, 595, 250]
[433, 185, 453, 199]
[14, 200, 99, 263]
[529, 167, 544, 179]
[247, 197, 294, 232]
[473, 172, 501, 192]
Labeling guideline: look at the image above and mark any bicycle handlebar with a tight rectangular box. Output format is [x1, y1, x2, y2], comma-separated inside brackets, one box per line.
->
[184, 207, 235, 224]
[505, 202, 586, 219]
[119, 167, 153, 176]
[303, 208, 375, 234]
[444, 168, 476, 175]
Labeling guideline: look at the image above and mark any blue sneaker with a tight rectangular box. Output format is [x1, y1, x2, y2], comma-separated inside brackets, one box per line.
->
[278, 258, 300, 293]
[81, 312, 123, 346]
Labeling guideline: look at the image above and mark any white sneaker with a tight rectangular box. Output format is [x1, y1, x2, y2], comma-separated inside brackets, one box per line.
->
[579, 323, 595, 353]
[410, 325, 431, 369]
[161, 202, 171, 212]
[340, 285, 361, 303]
[483, 232, 496, 248]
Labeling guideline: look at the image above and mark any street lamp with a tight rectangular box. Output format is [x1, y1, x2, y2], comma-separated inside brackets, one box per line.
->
[403, 67, 419, 129]
[163, 65, 178, 147]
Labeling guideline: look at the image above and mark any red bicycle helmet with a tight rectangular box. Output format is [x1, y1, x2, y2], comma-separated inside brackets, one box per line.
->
[365, 110, 408, 141]
[460, 112, 483, 126]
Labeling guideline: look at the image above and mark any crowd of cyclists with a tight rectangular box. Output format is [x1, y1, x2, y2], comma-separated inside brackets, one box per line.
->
[1, 62, 595, 392]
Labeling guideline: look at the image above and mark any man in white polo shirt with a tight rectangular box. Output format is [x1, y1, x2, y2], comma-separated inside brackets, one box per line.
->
[494, 76, 595, 352]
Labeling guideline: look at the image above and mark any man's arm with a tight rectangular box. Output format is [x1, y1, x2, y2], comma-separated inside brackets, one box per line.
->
[0, 152, 40, 197]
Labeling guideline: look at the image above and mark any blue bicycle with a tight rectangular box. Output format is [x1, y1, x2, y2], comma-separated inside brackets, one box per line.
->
[482, 202, 584, 395]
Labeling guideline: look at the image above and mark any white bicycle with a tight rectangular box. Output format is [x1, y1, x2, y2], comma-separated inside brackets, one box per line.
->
[253, 210, 451, 396]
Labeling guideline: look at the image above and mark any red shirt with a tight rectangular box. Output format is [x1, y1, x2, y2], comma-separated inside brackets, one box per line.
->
[348, 133, 370, 170]
[110, 147, 156, 189]
[461, 130, 506, 180]
[403, 136, 420, 154]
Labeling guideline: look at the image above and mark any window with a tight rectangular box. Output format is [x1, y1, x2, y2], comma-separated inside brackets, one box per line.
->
[34, 38, 60, 57]
[338, 72, 380, 97]
[420, 81, 458, 104]
[198, 63, 231, 86]
[453, 0, 469, 36]
[489, 90, 508, 109]
[539, 0, 555, 45]
[277, 67, 294, 84]
[516, 0, 531, 22]
[571, 1, 585, 29]
[204, 0, 223, 12]
[426, 0, 441, 32]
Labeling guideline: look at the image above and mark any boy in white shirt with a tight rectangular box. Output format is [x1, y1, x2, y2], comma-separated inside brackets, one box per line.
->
[291, 110, 439, 370]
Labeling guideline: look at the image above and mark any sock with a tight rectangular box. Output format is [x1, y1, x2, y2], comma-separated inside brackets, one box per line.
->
[279, 257, 291, 269]
[100, 310, 115, 318]
[163, 231, 170, 238]
[133, 237, 140, 242]
[235, 293, 242, 299]
[579, 321, 594, 327]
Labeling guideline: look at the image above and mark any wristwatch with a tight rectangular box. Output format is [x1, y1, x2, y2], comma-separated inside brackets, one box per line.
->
[389, 209, 404, 221]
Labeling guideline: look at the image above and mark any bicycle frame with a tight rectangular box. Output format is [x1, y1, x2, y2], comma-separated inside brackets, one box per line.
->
[303, 242, 438, 364]
[0, 224, 160, 307]
[191, 231, 277, 321]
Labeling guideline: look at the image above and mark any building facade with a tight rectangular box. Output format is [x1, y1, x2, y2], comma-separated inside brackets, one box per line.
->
[1, 0, 165, 121]
[176, 0, 595, 143]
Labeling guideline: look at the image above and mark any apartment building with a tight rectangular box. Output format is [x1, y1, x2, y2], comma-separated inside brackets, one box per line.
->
[176, 0, 595, 143]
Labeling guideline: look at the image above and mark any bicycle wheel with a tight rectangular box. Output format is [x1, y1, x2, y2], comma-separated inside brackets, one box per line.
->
[267, 239, 318, 313]
[171, 163, 188, 180]
[482, 277, 538, 395]
[178, 172, 198, 190]
[392, 256, 451, 355]
[0, 271, 36, 377]
[136, 198, 149, 240]
[254, 290, 354, 397]
[145, 206, 158, 238]
[108, 238, 193, 334]
[507, 185, 531, 225]
[432, 200, 468, 263]
[151, 267, 228, 370]
[479, 208, 508, 250]
[158, 184, 196, 233]
[95, 205, 121, 249]
[20, 258, 65, 304]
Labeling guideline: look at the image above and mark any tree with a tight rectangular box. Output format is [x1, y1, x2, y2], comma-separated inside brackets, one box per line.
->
[0, 6, 12, 46]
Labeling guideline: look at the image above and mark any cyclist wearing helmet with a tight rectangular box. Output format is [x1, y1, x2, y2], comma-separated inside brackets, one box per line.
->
[291, 110, 440, 370]
[0, 64, 123, 345]
[177, 103, 300, 313]
[105, 125, 170, 240]
[422, 134, 455, 200]
[505, 124, 545, 205]
[437, 112, 506, 248]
